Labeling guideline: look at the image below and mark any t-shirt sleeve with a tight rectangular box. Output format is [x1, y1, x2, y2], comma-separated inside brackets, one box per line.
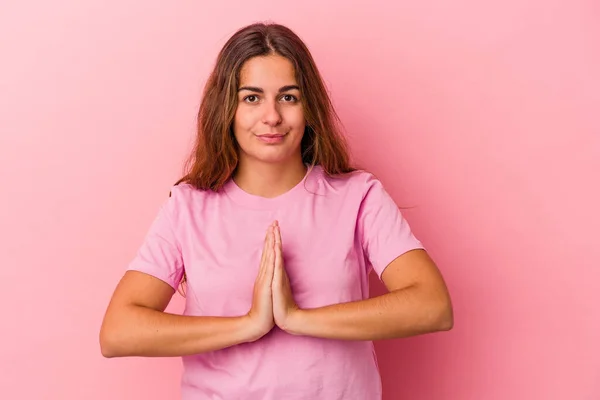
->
[357, 175, 425, 279]
[126, 191, 185, 290]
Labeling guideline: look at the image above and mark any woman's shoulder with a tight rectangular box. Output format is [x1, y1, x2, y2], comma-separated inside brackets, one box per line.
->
[163, 181, 223, 215]
[168, 182, 197, 198]
[168, 181, 225, 198]
[318, 166, 383, 194]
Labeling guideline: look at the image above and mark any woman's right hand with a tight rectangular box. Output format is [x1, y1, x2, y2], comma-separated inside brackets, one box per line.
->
[246, 223, 276, 341]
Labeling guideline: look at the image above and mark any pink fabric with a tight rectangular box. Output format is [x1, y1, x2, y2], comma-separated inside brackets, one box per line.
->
[127, 165, 424, 399]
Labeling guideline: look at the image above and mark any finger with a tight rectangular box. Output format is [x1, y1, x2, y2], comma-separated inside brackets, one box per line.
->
[275, 226, 284, 268]
[273, 227, 283, 279]
[266, 230, 276, 283]
[273, 236, 283, 287]
[274, 225, 282, 247]
[258, 226, 272, 280]
[261, 228, 269, 262]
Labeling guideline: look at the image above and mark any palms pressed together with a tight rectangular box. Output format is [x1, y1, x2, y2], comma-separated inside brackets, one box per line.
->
[248, 221, 299, 339]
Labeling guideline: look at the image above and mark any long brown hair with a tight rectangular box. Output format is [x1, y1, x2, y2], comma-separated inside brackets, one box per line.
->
[175, 22, 355, 191]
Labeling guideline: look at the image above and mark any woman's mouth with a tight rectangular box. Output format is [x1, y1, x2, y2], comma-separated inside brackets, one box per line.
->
[256, 133, 285, 144]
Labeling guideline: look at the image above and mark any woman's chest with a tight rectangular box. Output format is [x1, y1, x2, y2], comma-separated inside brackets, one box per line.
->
[178, 212, 368, 316]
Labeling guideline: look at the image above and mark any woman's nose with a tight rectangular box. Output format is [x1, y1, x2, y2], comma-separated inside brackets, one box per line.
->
[261, 101, 282, 126]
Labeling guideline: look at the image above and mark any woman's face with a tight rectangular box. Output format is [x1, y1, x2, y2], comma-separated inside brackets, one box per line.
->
[233, 54, 306, 165]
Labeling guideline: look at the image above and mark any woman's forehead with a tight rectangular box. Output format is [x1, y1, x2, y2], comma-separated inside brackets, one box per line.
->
[238, 55, 298, 88]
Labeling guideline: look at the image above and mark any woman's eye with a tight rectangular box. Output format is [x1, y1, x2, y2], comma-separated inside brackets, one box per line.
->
[243, 94, 297, 103]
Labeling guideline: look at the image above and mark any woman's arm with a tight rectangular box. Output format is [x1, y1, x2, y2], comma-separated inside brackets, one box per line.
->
[99, 271, 265, 358]
[276, 248, 453, 341]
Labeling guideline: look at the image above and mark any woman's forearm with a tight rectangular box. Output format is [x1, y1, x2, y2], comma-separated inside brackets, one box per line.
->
[100, 305, 258, 358]
[284, 285, 453, 341]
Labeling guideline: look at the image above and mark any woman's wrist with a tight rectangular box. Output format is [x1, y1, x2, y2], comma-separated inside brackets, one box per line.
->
[241, 314, 273, 343]
[278, 308, 306, 336]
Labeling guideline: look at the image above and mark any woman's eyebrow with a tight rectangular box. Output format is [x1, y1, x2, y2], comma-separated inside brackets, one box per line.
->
[237, 85, 300, 93]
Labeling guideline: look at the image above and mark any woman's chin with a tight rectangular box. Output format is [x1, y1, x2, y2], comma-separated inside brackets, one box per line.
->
[243, 148, 298, 165]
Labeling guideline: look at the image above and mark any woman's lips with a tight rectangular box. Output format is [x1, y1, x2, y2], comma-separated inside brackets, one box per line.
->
[256, 133, 285, 144]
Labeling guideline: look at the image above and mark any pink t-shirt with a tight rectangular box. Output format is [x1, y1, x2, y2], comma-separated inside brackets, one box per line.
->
[127, 165, 424, 399]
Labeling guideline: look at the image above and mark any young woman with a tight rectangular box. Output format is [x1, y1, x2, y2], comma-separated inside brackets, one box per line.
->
[100, 22, 453, 399]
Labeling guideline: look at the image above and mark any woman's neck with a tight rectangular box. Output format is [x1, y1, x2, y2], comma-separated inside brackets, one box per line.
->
[233, 157, 307, 199]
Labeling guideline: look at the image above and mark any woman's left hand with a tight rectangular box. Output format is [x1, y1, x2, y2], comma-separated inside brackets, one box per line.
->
[271, 221, 300, 332]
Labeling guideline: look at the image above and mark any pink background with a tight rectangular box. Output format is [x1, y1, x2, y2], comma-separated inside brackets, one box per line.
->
[1, 1, 599, 399]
